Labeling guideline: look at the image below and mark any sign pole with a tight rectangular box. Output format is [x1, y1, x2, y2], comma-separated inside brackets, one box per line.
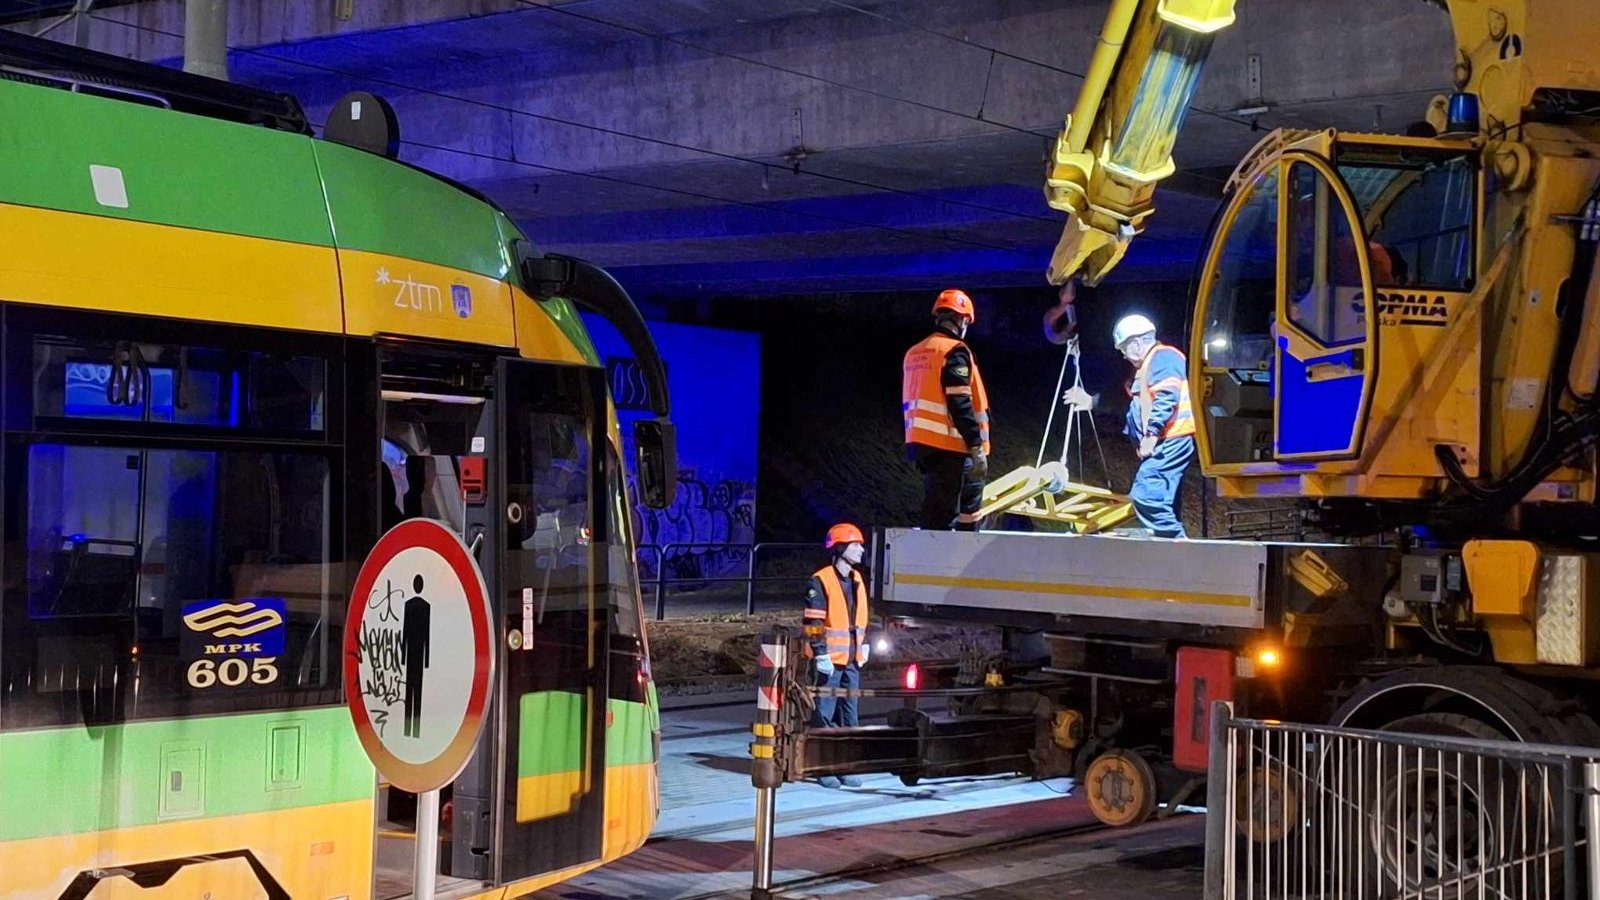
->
[344, 519, 496, 900]
[414, 788, 440, 900]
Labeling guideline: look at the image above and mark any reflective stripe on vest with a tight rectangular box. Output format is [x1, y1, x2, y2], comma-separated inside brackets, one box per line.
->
[802, 565, 869, 666]
[902, 333, 991, 454]
[1136, 344, 1196, 439]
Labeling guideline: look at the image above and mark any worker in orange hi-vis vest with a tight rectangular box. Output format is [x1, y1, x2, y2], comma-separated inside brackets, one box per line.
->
[902, 289, 990, 531]
[802, 523, 870, 788]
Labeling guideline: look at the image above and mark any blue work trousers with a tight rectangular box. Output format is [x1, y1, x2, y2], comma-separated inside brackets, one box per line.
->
[1131, 435, 1195, 539]
[812, 661, 860, 728]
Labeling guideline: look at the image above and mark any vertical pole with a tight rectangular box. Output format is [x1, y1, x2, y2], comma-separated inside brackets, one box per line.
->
[746, 544, 759, 615]
[71, 0, 94, 48]
[183, 0, 230, 81]
[414, 788, 440, 900]
[1585, 762, 1600, 900]
[752, 785, 777, 899]
[655, 544, 670, 620]
[1202, 700, 1234, 900]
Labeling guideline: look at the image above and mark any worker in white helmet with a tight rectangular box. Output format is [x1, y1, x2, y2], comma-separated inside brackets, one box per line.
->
[1106, 313, 1197, 538]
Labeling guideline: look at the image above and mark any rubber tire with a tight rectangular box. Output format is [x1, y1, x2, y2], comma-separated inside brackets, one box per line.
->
[1084, 749, 1157, 828]
[1349, 711, 1554, 900]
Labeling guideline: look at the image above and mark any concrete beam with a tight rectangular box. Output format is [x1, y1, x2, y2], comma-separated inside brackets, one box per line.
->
[13, 0, 1460, 293]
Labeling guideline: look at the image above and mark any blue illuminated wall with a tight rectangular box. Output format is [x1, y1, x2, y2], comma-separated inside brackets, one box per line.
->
[582, 315, 760, 579]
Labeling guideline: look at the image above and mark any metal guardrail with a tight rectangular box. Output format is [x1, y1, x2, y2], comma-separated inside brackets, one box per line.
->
[637, 542, 818, 619]
[1203, 703, 1600, 900]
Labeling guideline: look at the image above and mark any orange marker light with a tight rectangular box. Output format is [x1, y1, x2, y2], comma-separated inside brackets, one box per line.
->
[1256, 647, 1282, 669]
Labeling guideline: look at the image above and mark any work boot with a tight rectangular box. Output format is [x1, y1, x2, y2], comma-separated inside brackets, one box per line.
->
[839, 775, 864, 788]
[816, 776, 842, 789]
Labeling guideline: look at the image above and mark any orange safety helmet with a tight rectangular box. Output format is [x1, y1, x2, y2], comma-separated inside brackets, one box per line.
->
[933, 288, 976, 324]
[825, 523, 865, 549]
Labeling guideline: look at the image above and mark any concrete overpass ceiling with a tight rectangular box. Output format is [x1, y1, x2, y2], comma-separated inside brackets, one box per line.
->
[20, 0, 1456, 297]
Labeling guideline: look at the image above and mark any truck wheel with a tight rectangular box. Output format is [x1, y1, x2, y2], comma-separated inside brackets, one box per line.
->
[1330, 711, 1555, 899]
[1085, 749, 1157, 827]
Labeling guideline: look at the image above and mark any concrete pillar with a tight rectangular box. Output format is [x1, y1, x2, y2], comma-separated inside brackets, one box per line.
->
[183, 0, 228, 81]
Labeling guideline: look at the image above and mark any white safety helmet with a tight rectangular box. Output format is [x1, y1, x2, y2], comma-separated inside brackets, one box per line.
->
[1112, 314, 1157, 350]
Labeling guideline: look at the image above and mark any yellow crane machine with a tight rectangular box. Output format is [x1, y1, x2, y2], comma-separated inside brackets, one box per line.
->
[1038, 0, 1600, 683]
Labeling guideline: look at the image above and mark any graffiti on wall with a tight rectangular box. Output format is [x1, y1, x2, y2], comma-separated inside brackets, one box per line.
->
[632, 471, 756, 581]
[606, 356, 659, 412]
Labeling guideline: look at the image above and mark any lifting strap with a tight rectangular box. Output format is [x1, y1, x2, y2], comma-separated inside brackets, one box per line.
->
[979, 337, 1133, 533]
[1035, 337, 1112, 490]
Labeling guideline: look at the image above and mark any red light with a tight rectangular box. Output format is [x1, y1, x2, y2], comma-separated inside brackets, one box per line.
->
[903, 663, 920, 691]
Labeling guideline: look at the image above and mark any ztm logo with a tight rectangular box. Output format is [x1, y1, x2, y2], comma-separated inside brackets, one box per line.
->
[183, 600, 284, 638]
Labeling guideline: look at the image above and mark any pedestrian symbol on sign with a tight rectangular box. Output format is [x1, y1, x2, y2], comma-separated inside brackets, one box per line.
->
[403, 574, 431, 738]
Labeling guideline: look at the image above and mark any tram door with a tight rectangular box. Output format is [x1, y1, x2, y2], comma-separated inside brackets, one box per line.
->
[491, 358, 608, 881]
[376, 358, 501, 894]
[378, 353, 607, 888]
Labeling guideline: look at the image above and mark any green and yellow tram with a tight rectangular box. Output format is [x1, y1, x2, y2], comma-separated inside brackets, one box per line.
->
[0, 31, 669, 899]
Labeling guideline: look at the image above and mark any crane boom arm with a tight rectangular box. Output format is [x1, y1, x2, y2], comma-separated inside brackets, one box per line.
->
[1044, 0, 1235, 286]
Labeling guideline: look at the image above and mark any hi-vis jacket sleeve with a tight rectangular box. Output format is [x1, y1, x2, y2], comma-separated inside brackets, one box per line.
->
[940, 345, 984, 450]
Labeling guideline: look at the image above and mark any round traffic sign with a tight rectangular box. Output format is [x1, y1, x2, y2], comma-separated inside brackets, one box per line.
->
[344, 518, 496, 793]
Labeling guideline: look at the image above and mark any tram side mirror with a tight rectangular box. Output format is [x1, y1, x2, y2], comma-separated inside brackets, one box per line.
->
[634, 417, 677, 509]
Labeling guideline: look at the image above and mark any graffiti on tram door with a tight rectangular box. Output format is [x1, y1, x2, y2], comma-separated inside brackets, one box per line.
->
[179, 598, 286, 689]
[357, 574, 433, 738]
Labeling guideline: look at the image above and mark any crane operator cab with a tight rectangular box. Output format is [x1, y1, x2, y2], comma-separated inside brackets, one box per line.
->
[1193, 129, 1484, 506]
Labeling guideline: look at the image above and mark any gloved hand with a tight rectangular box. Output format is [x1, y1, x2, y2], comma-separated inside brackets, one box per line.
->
[1138, 435, 1159, 459]
[860, 643, 870, 666]
[815, 655, 835, 676]
[968, 447, 989, 480]
[1062, 386, 1094, 411]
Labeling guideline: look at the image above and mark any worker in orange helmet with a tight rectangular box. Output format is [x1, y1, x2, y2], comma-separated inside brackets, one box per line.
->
[902, 289, 991, 531]
[803, 523, 871, 787]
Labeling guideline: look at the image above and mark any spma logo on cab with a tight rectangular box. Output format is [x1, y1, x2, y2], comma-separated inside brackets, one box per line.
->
[1350, 291, 1451, 327]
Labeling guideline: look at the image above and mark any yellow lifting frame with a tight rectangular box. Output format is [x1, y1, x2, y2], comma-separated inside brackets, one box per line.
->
[978, 462, 1135, 534]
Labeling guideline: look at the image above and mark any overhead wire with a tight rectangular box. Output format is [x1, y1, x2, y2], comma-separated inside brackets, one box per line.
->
[815, 0, 1254, 131]
[510, 0, 1059, 140]
[400, 138, 1032, 253]
[521, 0, 1231, 190]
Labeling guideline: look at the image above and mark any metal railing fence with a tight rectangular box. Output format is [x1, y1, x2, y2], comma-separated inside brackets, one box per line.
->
[1204, 705, 1600, 900]
[637, 542, 818, 619]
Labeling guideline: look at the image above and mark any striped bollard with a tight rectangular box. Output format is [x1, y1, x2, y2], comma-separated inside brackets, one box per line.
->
[750, 633, 787, 898]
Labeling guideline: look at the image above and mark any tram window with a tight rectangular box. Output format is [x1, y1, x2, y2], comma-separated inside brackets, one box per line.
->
[604, 446, 644, 642]
[602, 444, 649, 702]
[512, 418, 592, 619]
[2, 445, 338, 728]
[30, 340, 325, 433]
[502, 365, 599, 697]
